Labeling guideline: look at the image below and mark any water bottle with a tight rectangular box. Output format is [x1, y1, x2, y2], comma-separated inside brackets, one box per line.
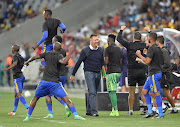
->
[21, 65, 27, 72]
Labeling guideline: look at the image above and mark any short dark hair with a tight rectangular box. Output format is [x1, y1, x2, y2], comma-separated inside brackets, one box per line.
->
[54, 35, 62, 43]
[134, 32, 141, 40]
[108, 33, 116, 42]
[90, 34, 98, 38]
[45, 9, 52, 16]
[13, 45, 20, 52]
[149, 32, 157, 41]
[157, 36, 164, 44]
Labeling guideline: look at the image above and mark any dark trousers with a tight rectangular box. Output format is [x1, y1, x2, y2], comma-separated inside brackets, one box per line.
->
[85, 71, 101, 114]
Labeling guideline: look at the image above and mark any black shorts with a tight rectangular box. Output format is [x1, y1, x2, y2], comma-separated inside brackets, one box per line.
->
[161, 72, 170, 89]
[128, 68, 146, 86]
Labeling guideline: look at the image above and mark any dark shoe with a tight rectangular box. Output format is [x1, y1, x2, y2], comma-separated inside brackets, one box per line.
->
[152, 111, 157, 116]
[140, 111, 147, 115]
[90, 114, 99, 117]
[86, 113, 91, 116]
[152, 115, 164, 119]
[163, 106, 169, 113]
[168, 110, 179, 114]
[143, 113, 153, 118]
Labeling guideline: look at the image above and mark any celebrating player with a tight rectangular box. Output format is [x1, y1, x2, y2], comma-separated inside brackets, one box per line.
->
[32, 9, 66, 66]
[2, 45, 29, 115]
[23, 42, 86, 121]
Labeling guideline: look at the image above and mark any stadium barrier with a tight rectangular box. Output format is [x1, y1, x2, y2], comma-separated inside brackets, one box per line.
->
[85, 92, 140, 111]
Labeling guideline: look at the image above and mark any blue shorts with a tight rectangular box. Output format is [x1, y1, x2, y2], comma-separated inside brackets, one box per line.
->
[48, 76, 66, 96]
[35, 80, 68, 98]
[13, 76, 25, 93]
[41, 44, 53, 53]
[60, 76, 66, 87]
[143, 73, 162, 93]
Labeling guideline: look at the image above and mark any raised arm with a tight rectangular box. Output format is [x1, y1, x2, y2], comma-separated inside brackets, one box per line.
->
[117, 26, 129, 48]
[59, 45, 75, 64]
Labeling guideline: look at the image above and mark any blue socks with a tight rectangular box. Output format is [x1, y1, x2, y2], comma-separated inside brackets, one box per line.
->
[46, 103, 53, 114]
[155, 95, 163, 117]
[69, 106, 78, 116]
[19, 96, 29, 109]
[60, 100, 67, 107]
[13, 98, 19, 112]
[27, 107, 34, 117]
[144, 93, 152, 114]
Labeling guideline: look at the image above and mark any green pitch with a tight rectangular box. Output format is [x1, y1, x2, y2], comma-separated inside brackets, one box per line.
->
[0, 92, 180, 127]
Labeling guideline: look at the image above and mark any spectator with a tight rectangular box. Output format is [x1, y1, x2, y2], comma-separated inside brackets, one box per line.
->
[0, 59, 4, 86]
[40, 5, 47, 14]
[128, 1, 137, 15]
[22, 42, 31, 61]
[80, 24, 89, 35]
[0, 4, 4, 24]
[6, 55, 12, 86]
[25, 5, 33, 18]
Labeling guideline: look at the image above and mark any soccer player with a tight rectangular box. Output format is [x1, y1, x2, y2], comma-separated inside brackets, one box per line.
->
[2, 45, 29, 115]
[136, 32, 164, 118]
[23, 42, 86, 121]
[44, 35, 71, 118]
[117, 26, 147, 115]
[105, 34, 122, 116]
[156, 36, 178, 114]
[32, 9, 66, 66]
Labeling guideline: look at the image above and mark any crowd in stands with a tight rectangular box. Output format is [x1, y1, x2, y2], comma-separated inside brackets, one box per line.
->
[0, 0, 64, 33]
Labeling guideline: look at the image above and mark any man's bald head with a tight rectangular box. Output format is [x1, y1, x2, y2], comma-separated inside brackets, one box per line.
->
[53, 42, 61, 52]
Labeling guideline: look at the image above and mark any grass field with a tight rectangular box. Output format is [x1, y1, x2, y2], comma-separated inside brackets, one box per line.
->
[0, 92, 180, 127]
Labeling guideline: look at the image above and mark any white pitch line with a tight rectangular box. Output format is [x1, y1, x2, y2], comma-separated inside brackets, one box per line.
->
[19, 115, 66, 124]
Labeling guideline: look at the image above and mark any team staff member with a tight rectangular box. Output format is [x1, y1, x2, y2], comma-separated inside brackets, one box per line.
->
[117, 26, 147, 115]
[105, 34, 122, 116]
[156, 36, 178, 114]
[70, 34, 105, 117]
[32, 9, 66, 66]
[136, 32, 164, 118]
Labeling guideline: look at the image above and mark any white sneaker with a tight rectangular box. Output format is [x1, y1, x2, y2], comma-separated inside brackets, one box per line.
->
[8, 112, 16, 115]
